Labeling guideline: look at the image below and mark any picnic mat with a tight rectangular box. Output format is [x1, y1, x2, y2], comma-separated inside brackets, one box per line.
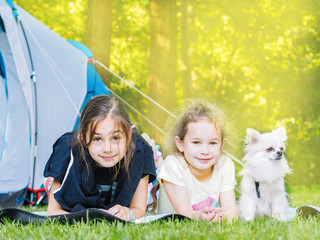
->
[0, 208, 188, 225]
[1, 205, 318, 224]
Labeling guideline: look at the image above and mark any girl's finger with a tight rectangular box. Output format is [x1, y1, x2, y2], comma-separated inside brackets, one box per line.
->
[114, 207, 130, 221]
[207, 211, 216, 221]
[212, 210, 220, 222]
[108, 205, 120, 215]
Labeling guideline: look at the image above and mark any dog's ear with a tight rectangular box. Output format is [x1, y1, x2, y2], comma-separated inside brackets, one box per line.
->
[246, 128, 260, 144]
[272, 127, 287, 141]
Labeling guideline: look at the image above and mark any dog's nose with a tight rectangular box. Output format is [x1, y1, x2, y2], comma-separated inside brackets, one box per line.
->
[277, 151, 282, 156]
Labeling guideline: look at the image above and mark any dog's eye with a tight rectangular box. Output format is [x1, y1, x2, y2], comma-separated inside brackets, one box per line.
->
[266, 147, 274, 152]
[280, 147, 284, 151]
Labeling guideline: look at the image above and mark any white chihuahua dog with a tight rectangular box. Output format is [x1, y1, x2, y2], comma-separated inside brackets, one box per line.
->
[238, 127, 292, 221]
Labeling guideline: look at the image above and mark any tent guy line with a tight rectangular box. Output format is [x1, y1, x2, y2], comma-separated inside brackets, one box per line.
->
[105, 85, 168, 136]
[95, 59, 177, 119]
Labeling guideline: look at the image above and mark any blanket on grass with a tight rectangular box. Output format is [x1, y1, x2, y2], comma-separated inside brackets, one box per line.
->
[0, 208, 188, 225]
[0, 205, 318, 225]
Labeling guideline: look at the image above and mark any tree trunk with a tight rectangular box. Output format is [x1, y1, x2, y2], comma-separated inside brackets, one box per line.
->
[147, 0, 177, 141]
[180, 0, 193, 98]
[84, 0, 112, 85]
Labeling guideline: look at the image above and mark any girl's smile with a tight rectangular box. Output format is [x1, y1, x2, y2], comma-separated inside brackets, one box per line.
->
[175, 119, 224, 181]
[100, 154, 117, 160]
[196, 157, 213, 163]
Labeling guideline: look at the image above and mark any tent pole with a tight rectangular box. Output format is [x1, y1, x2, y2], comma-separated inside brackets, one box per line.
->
[18, 17, 38, 206]
[30, 71, 37, 206]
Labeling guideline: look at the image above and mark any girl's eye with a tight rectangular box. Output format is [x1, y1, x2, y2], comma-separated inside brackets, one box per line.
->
[210, 141, 218, 145]
[266, 147, 274, 152]
[93, 137, 101, 142]
[192, 141, 200, 144]
[113, 136, 120, 141]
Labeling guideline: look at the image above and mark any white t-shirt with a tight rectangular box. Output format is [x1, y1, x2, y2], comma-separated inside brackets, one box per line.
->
[157, 154, 236, 214]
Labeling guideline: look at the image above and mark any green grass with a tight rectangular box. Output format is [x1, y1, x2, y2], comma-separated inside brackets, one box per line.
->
[288, 184, 320, 208]
[1, 186, 319, 240]
[1, 216, 319, 240]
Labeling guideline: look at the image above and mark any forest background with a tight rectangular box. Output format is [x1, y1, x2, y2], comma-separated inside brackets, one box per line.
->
[15, 0, 320, 187]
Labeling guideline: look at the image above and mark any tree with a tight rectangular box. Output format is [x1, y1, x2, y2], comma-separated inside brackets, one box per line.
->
[84, 0, 112, 84]
[147, 0, 178, 140]
[180, 0, 193, 98]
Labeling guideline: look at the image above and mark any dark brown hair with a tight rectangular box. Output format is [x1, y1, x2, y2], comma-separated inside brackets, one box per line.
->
[73, 95, 134, 176]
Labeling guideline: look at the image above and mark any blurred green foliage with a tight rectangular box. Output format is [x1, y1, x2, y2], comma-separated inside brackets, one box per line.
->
[15, 0, 320, 186]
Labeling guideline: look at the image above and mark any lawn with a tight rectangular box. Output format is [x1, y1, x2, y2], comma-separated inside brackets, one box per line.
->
[0, 185, 319, 240]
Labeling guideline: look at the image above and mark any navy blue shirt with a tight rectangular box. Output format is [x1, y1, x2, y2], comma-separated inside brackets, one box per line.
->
[44, 131, 156, 212]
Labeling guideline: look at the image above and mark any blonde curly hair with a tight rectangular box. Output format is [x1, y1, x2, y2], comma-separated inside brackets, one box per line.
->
[164, 98, 230, 155]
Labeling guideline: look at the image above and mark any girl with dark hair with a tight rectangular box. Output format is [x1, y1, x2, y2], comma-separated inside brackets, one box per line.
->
[44, 95, 156, 221]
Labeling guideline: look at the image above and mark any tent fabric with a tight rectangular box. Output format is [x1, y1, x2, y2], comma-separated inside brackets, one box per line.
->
[0, 1, 32, 193]
[0, 51, 7, 162]
[0, 0, 109, 195]
[67, 40, 107, 130]
[5, 0, 18, 21]
[0, 50, 6, 78]
[67, 40, 93, 59]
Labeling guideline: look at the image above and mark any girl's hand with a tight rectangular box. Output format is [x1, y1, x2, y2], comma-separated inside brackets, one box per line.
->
[104, 175, 149, 221]
[200, 207, 223, 222]
[107, 204, 130, 221]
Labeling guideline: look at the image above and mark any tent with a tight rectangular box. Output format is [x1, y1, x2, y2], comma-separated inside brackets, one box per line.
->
[0, 0, 109, 206]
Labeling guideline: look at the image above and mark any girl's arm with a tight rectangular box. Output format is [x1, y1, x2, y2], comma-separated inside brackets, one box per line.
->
[46, 179, 70, 216]
[108, 175, 149, 221]
[129, 175, 149, 218]
[163, 180, 220, 221]
[220, 189, 238, 222]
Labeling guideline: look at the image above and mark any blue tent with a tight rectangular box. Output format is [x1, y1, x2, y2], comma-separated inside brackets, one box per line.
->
[0, 0, 109, 205]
